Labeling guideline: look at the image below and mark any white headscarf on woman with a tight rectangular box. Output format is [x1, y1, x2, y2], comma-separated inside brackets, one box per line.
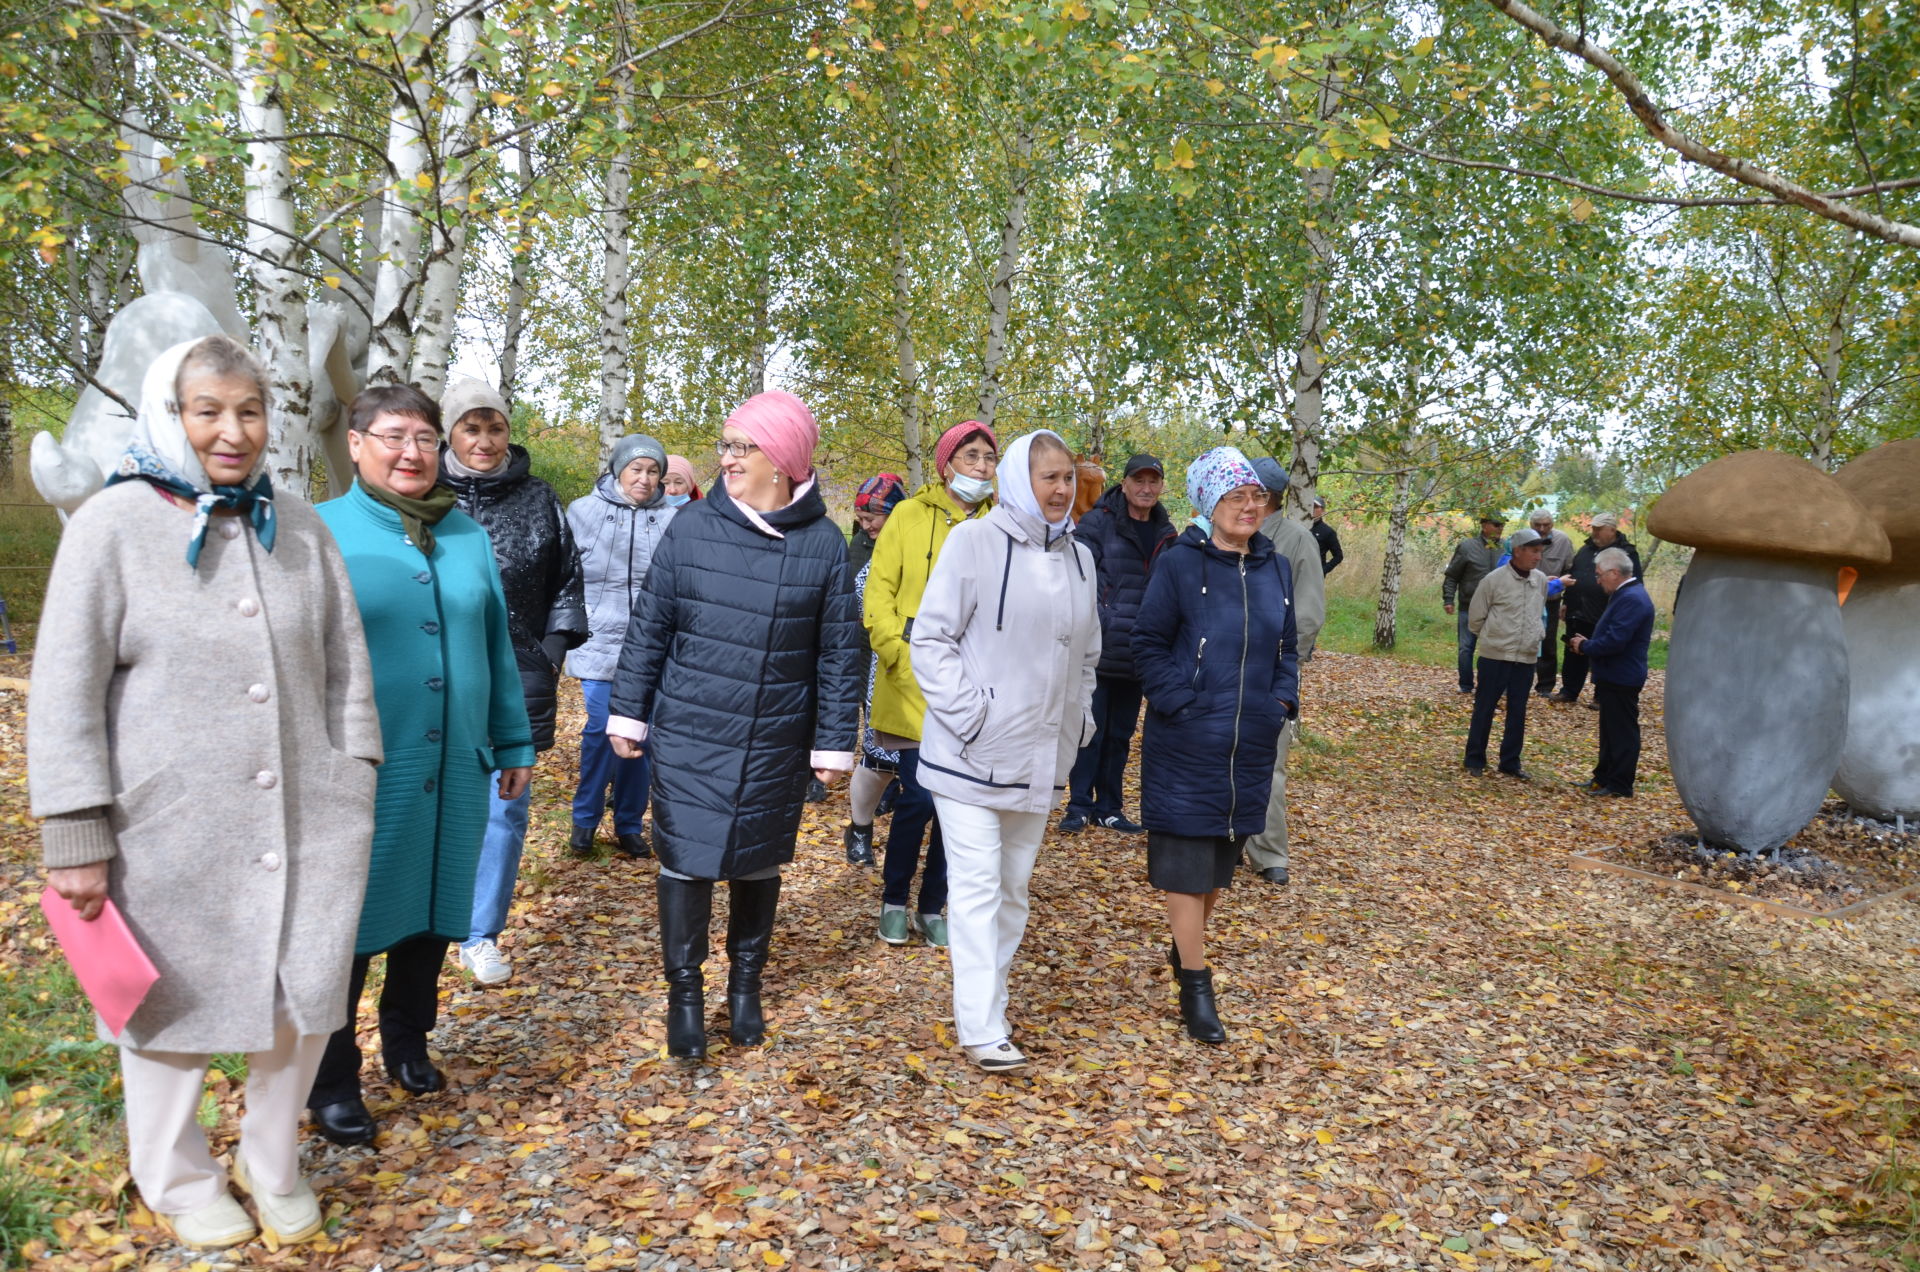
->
[105, 337, 276, 567]
[996, 429, 1076, 535]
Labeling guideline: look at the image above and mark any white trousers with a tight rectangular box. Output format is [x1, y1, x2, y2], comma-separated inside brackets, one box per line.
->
[934, 796, 1048, 1048]
[120, 993, 329, 1214]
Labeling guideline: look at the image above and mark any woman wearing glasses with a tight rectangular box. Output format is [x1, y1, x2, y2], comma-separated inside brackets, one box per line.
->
[305, 385, 534, 1143]
[605, 392, 862, 1060]
[1131, 447, 1298, 1044]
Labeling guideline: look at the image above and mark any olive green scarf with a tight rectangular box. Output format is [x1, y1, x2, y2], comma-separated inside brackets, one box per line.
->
[360, 479, 459, 556]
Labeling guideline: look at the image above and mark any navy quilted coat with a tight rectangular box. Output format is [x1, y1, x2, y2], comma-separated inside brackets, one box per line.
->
[607, 482, 863, 879]
[1132, 527, 1299, 838]
[1077, 484, 1177, 680]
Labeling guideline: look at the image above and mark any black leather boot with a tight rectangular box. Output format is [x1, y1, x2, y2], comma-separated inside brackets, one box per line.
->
[1176, 967, 1227, 1044]
[844, 822, 876, 867]
[657, 875, 712, 1060]
[725, 876, 782, 1046]
[568, 825, 595, 858]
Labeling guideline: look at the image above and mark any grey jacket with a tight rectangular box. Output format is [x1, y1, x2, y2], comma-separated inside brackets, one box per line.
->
[1442, 535, 1503, 607]
[565, 474, 679, 682]
[1260, 511, 1327, 659]
[911, 504, 1101, 814]
[1537, 528, 1576, 580]
[1468, 564, 1549, 663]
[29, 482, 381, 1052]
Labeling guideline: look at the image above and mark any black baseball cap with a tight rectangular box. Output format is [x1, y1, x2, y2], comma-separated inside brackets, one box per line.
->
[1123, 453, 1164, 478]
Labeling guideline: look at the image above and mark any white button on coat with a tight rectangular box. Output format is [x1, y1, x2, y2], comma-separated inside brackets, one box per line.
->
[248, 684, 270, 703]
[237, 598, 260, 617]
[260, 852, 281, 872]
[219, 521, 242, 540]
[255, 770, 277, 789]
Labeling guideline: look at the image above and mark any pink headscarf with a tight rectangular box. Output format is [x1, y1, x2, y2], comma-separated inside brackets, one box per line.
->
[934, 420, 998, 478]
[665, 453, 699, 495]
[725, 391, 819, 481]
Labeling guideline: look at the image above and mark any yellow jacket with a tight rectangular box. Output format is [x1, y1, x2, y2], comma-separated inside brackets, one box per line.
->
[864, 482, 993, 740]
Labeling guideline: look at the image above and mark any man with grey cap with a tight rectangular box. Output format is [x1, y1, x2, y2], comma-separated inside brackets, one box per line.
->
[1063, 452, 1177, 834]
[1242, 458, 1327, 885]
[566, 432, 679, 859]
[1464, 527, 1565, 778]
[1524, 509, 1576, 695]
[1554, 512, 1643, 704]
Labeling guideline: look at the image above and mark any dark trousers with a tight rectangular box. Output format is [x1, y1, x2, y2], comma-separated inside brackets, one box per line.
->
[1593, 681, 1642, 795]
[1536, 606, 1561, 692]
[308, 934, 450, 1108]
[1559, 617, 1596, 698]
[881, 748, 947, 914]
[1465, 658, 1533, 772]
[1067, 675, 1144, 818]
[1455, 606, 1478, 691]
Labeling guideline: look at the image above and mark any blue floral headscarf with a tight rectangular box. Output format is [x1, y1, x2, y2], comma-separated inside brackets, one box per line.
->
[1185, 446, 1263, 532]
[105, 338, 277, 568]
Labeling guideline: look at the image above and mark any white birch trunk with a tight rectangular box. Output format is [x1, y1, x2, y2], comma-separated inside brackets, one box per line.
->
[1285, 76, 1340, 519]
[365, 0, 433, 385]
[745, 253, 769, 396]
[1812, 242, 1857, 471]
[499, 139, 534, 403]
[230, 0, 316, 489]
[976, 125, 1034, 430]
[890, 221, 924, 490]
[410, 1, 485, 399]
[597, 52, 635, 464]
[1373, 465, 1413, 650]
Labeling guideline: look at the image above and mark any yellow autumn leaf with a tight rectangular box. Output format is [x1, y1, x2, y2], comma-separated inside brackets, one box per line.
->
[686, 1111, 714, 1129]
[1137, 1174, 1165, 1192]
[1315, 1128, 1335, 1145]
[763, 1251, 788, 1267]
[1171, 137, 1196, 170]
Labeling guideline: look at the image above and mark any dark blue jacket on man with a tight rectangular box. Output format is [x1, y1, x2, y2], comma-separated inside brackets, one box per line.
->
[1579, 577, 1655, 687]
[1132, 528, 1299, 838]
[1077, 484, 1176, 680]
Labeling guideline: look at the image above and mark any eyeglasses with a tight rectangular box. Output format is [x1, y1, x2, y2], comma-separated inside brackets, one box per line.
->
[1216, 489, 1272, 509]
[358, 430, 440, 453]
[714, 438, 762, 458]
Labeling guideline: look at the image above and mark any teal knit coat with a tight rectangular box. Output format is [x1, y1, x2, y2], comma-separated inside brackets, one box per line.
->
[319, 483, 535, 955]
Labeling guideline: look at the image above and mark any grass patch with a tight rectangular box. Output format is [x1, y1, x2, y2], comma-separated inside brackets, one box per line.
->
[0, 484, 61, 642]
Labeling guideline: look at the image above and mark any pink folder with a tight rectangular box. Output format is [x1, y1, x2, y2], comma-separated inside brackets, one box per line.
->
[39, 891, 159, 1038]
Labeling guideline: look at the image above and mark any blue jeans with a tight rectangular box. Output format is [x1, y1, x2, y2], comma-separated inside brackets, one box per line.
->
[467, 769, 531, 948]
[881, 748, 947, 914]
[1465, 657, 1533, 772]
[572, 678, 651, 834]
[1067, 675, 1143, 819]
[1456, 606, 1478, 691]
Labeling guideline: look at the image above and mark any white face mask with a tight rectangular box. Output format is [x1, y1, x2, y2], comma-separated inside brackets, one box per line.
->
[948, 472, 995, 505]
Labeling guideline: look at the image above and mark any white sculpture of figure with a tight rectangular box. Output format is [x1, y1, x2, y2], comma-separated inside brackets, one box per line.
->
[119, 112, 250, 340]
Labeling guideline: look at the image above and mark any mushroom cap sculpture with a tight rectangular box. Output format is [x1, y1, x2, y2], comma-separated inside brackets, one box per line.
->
[1648, 451, 1891, 854]
[1831, 439, 1920, 820]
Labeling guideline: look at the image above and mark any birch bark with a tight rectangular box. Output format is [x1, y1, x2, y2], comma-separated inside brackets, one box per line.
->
[597, 38, 635, 465]
[499, 140, 534, 403]
[976, 125, 1034, 430]
[364, 0, 433, 384]
[410, 1, 486, 398]
[888, 144, 924, 488]
[230, 0, 315, 488]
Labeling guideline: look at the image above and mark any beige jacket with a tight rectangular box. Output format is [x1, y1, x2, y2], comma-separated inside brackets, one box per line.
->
[1467, 563, 1548, 663]
[1260, 512, 1326, 659]
[29, 482, 380, 1052]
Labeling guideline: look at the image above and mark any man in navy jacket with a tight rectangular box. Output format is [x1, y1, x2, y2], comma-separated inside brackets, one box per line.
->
[1569, 546, 1655, 796]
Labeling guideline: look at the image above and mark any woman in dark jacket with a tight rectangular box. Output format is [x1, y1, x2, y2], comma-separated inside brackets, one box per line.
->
[606, 391, 862, 1060]
[1133, 446, 1298, 1044]
[436, 376, 586, 987]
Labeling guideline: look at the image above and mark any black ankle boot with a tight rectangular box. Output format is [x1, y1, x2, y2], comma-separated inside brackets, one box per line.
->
[1176, 967, 1227, 1044]
[657, 875, 713, 1060]
[568, 825, 596, 858]
[724, 876, 782, 1046]
[844, 823, 876, 867]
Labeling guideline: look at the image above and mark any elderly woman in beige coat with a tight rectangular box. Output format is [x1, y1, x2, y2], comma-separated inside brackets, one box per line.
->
[30, 336, 380, 1251]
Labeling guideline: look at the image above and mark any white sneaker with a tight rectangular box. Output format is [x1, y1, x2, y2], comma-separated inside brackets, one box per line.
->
[232, 1153, 323, 1245]
[963, 1040, 1029, 1072]
[158, 1192, 256, 1249]
[459, 939, 512, 985]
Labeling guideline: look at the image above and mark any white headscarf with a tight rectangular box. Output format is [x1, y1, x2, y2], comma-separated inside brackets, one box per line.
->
[997, 429, 1076, 532]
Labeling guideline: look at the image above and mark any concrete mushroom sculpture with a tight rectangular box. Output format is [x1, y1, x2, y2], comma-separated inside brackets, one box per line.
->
[1831, 439, 1920, 822]
[1647, 451, 1891, 854]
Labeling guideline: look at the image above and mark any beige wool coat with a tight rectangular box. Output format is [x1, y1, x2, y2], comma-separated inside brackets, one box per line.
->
[29, 481, 382, 1053]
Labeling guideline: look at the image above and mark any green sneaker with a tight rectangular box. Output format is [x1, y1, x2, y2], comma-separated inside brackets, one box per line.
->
[879, 905, 910, 945]
[911, 912, 949, 948]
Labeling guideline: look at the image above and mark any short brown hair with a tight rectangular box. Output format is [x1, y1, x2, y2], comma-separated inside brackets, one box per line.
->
[176, 335, 269, 403]
[349, 383, 442, 435]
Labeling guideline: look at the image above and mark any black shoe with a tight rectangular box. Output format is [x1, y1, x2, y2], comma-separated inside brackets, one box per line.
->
[725, 876, 781, 1046]
[1535, 687, 1555, 697]
[1498, 767, 1534, 782]
[844, 822, 876, 867]
[1548, 692, 1579, 704]
[876, 779, 901, 818]
[388, 1057, 444, 1094]
[658, 875, 713, 1060]
[1094, 814, 1144, 834]
[568, 825, 596, 858]
[1457, 686, 1474, 695]
[1176, 967, 1227, 1044]
[805, 778, 828, 803]
[1583, 701, 1599, 712]
[1259, 867, 1290, 886]
[1059, 812, 1088, 834]
[310, 1098, 377, 1146]
[616, 832, 652, 859]
[1463, 764, 1487, 777]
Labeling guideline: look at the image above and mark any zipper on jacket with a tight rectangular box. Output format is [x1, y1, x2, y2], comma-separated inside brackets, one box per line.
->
[1226, 554, 1249, 834]
[1191, 636, 1207, 688]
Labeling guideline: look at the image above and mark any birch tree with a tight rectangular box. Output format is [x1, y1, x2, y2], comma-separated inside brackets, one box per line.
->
[410, 0, 489, 398]
[365, 0, 436, 384]
[597, 17, 637, 463]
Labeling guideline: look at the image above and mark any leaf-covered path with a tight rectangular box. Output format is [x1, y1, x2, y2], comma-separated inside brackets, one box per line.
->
[11, 652, 1920, 1270]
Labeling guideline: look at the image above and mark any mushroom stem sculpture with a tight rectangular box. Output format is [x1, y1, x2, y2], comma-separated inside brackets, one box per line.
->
[1647, 452, 1891, 855]
[1832, 439, 1920, 822]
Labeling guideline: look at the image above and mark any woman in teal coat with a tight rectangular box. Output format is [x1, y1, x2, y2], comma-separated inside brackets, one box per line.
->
[306, 384, 534, 1146]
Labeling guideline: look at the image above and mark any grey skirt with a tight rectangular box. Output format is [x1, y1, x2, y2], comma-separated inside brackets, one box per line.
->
[1146, 831, 1246, 893]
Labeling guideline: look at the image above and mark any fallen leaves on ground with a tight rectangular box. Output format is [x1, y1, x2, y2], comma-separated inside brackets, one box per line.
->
[3, 651, 1917, 1271]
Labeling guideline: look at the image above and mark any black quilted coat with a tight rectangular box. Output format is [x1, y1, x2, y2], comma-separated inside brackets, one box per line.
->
[437, 445, 587, 751]
[607, 482, 863, 879]
[1076, 484, 1176, 680]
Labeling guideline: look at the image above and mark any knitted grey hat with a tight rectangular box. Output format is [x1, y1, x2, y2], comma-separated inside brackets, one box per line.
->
[441, 375, 510, 430]
[608, 433, 667, 479]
